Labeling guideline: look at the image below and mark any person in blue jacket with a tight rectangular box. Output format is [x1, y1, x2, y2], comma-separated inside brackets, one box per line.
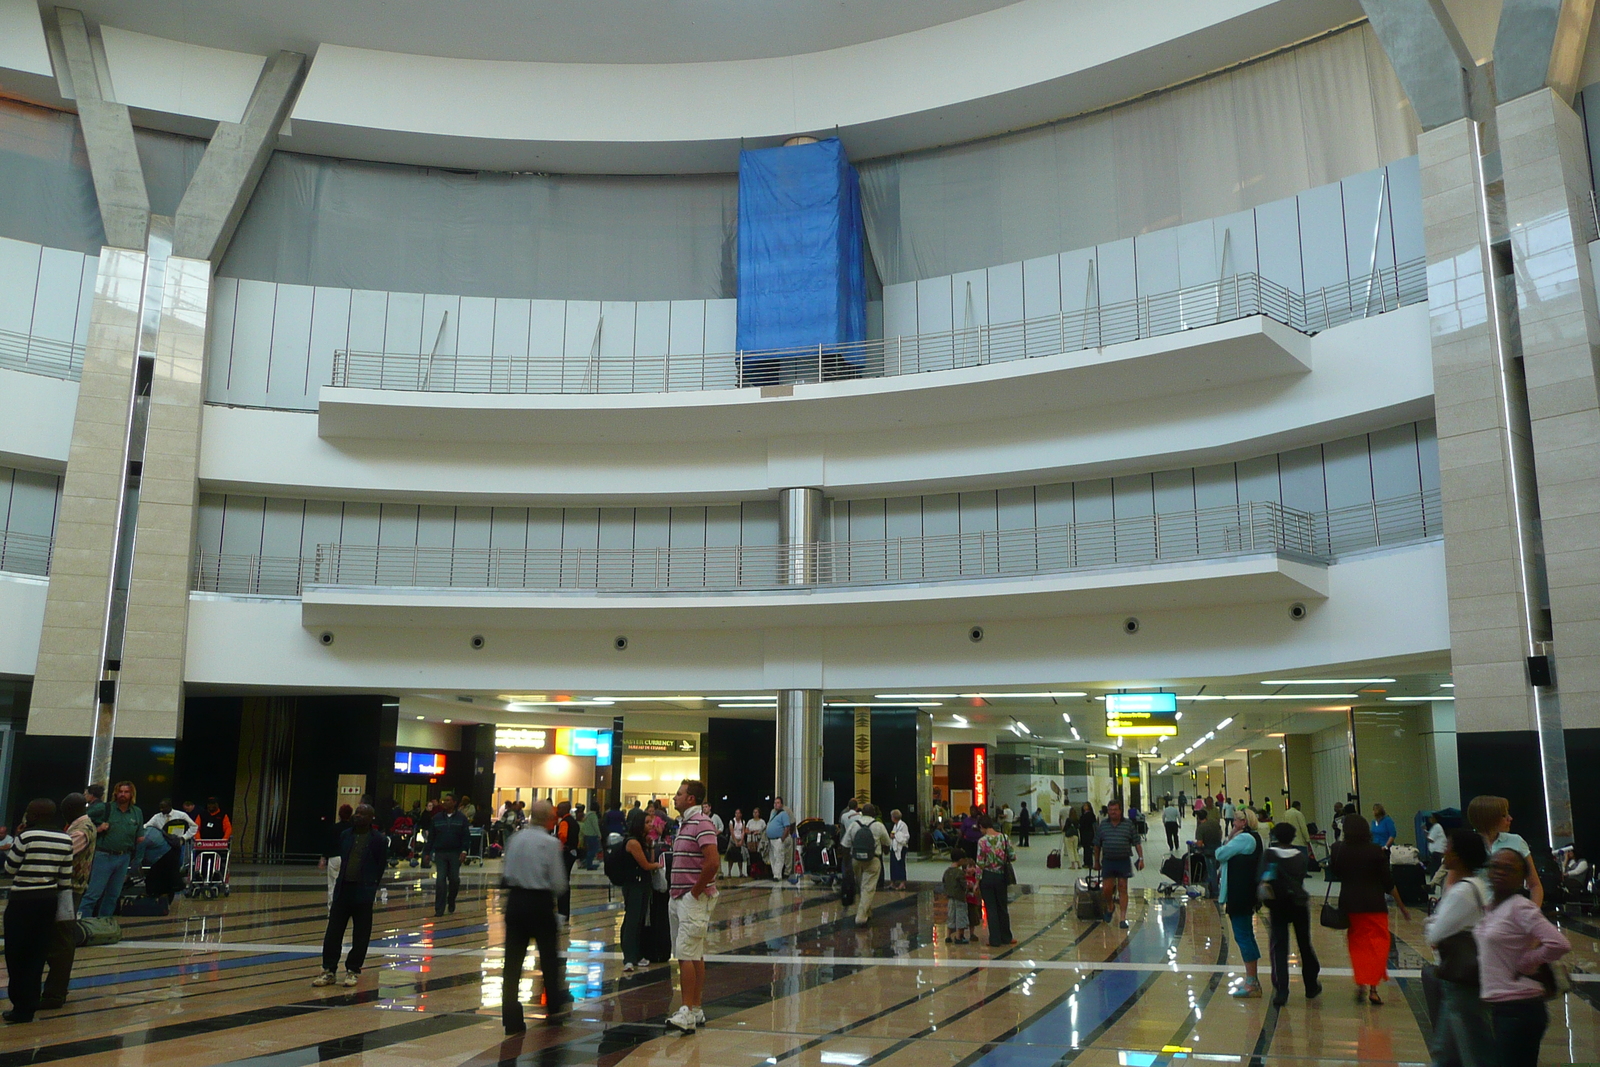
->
[1370, 804, 1397, 848]
[313, 804, 389, 988]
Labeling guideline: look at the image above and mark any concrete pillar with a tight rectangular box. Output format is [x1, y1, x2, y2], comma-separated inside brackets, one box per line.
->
[775, 689, 823, 822]
[29, 16, 305, 787]
[778, 487, 823, 585]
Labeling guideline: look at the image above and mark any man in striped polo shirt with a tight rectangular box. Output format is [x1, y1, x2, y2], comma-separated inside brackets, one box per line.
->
[4, 798, 76, 1023]
[664, 779, 719, 1034]
[1094, 799, 1145, 929]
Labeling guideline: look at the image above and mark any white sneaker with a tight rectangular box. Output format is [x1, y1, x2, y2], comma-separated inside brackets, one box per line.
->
[342, 971, 360, 987]
[665, 1005, 698, 1032]
[691, 1007, 706, 1028]
[623, 962, 635, 974]
[311, 971, 337, 987]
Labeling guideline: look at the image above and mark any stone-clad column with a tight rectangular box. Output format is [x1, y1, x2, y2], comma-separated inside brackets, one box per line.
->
[1497, 89, 1600, 735]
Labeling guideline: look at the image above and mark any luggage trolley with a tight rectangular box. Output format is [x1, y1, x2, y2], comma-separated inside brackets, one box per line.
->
[466, 826, 487, 865]
[187, 838, 231, 899]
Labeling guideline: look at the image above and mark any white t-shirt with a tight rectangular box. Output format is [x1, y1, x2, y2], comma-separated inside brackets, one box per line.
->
[147, 810, 198, 839]
[710, 813, 725, 834]
[1427, 822, 1448, 854]
[746, 817, 766, 841]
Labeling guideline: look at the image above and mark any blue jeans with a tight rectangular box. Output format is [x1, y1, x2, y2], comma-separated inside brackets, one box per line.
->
[133, 827, 171, 872]
[80, 852, 130, 917]
[583, 837, 600, 870]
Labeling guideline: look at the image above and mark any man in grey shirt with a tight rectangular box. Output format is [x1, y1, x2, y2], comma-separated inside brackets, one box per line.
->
[501, 799, 572, 1035]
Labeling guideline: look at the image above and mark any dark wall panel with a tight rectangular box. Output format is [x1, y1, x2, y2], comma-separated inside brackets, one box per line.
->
[284, 696, 393, 855]
[823, 709, 852, 801]
[176, 696, 243, 811]
[705, 717, 774, 823]
[1458, 729, 1547, 853]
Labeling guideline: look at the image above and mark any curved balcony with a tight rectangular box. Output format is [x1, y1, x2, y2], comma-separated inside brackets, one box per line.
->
[191, 490, 1440, 600]
[327, 261, 1424, 397]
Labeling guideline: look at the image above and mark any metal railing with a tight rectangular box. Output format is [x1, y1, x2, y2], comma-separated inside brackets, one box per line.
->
[191, 490, 1440, 597]
[0, 529, 53, 577]
[329, 258, 1426, 395]
[0, 328, 84, 382]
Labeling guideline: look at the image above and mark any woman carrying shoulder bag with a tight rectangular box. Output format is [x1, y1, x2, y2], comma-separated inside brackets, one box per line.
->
[1475, 846, 1571, 1067]
[619, 809, 662, 974]
[1326, 815, 1409, 1004]
[1424, 828, 1494, 1067]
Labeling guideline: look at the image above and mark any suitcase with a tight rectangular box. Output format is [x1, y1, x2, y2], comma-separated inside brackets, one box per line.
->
[117, 894, 170, 917]
[1160, 855, 1187, 884]
[1393, 862, 1428, 906]
[1075, 876, 1104, 921]
[74, 916, 122, 947]
[749, 856, 771, 880]
[1046, 849, 1062, 870]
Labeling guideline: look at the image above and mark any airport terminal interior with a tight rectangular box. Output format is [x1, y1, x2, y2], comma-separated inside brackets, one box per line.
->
[2, 0, 1600, 1063]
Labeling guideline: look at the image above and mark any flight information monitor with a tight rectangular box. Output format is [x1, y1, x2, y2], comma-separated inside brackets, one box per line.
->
[1105, 693, 1179, 736]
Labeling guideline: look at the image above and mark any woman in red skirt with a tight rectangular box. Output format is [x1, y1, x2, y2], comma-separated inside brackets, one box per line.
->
[1327, 816, 1410, 1003]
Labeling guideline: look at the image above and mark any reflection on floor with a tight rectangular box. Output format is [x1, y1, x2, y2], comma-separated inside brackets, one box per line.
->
[0, 863, 1595, 1067]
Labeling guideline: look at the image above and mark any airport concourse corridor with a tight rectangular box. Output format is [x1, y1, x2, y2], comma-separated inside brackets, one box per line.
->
[2, 863, 1598, 1067]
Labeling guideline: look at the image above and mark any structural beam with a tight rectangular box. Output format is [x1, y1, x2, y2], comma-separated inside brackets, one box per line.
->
[174, 50, 307, 262]
[54, 8, 149, 249]
[1494, 0, 1596, 103]
[1358, 0, 1475, 129]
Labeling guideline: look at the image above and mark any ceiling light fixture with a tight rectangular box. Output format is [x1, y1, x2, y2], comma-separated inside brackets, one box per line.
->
[1440, 683, 1455, 688]
[1385, 695, 1455, 702]
[960, 692, 1087, 699]
[1260, 678, 1396, 685]
[1216, 717, 1234, 729]
[874, 693, 959, 700]
[505, 700, 616, 708]
[718, 702, 779, 708]
[952, 714, 969, 725]
[588, 695, 706, 702]
[826, 702, 943, 709]
[1061, 712, 1072, 724]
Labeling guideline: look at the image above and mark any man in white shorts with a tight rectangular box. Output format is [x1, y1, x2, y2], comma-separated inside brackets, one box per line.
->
[665, 779, 720, 1033]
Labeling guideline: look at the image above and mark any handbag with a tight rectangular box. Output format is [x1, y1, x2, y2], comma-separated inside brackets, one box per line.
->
[1436, 931, 1479, 984]
[1536, 959, 1573, 1000]
[1004, 861, 1018, 886]
[650, 864, 669, 893]
[1318, 880, 1348, 930]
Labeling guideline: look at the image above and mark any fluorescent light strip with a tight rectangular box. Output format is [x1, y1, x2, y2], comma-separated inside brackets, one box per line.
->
[958, 692, 1087, 699]
[875, 693, 960, 699]
[505, 700, 615, 708]
[587, 696, 706, 702]
[718, 703, 778, 708]
[1259, 679, 1395, 685]
[1385, 696, 1455, 702]
[951, 714, 968, 725]
[827, 702, 943, 708]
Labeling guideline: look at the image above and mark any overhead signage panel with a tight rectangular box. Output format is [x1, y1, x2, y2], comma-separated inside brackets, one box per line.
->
[1105, 692, 1179, 737]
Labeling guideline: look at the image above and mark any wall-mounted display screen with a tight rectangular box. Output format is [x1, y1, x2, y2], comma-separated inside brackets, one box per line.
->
[556, 728, 614, 766]
[394, 750, 448, 775]
[1105, 692, 1179, 736]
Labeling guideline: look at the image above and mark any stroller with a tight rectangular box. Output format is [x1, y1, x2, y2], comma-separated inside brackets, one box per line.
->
[798, 821, 841, 887]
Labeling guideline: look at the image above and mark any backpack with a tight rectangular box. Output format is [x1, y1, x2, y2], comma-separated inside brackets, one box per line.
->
[850, 820, 878, 862]
[604, 837, 640, 886]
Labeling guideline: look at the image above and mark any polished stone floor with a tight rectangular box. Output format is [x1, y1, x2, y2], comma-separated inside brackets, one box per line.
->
[1, 861, 1597, 1067]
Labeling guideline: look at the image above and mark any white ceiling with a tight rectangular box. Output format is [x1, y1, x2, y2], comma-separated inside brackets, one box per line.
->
[60, 0, 1029, 64]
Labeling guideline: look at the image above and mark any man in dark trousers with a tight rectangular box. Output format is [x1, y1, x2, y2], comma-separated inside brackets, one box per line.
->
[313, 804, 387, 989]
[501, 798, 571, 1035]
[427, 793, 470, 917]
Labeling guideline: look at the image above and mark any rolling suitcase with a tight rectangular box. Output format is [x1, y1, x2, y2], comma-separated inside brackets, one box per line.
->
[1160, 855, 1187, 884]
[1075, 876, 1104, 920]
[1047, 849, 1062, 869]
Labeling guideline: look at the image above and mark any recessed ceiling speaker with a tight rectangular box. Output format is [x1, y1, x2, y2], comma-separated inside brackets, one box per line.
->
[1289, 602, 1307, 620]
[470, 634, 486, 650]
[614, 635, 629, 651]
[1123, 617, 1140, 635]
[969, 625, 985, 643]
[318, 631, 335, 646]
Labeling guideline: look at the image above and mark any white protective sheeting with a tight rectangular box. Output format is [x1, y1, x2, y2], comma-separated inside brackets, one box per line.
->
[859, 24, 1419, 285]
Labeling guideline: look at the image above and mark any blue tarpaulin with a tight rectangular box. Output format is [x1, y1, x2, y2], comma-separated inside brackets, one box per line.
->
[736, 138, 866, 368]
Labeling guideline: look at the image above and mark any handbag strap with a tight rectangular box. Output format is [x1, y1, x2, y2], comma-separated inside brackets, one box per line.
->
[1323, 879, 1338, 905]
